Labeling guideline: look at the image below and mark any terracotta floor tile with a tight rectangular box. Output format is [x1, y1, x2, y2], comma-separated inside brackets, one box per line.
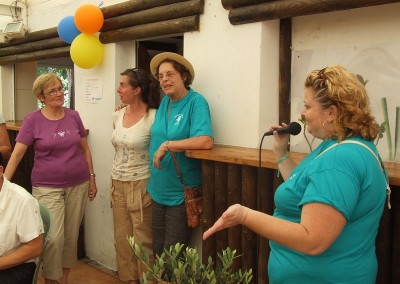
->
[36, 258, 124, 284]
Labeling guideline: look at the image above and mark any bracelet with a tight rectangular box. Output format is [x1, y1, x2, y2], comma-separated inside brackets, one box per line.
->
[164, 141, 170, 151]
[276, 153, 289, 178]
[90, 173, 96, 177]
[276, 153, 289, 165]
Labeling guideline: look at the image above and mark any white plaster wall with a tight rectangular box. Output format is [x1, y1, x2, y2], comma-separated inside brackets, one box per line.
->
[183, 0, 281, 253]
[74, 41, 136, 270]
[73, 43, 117, 269]
[0, 65, 14, 120]
[291, 3, 400, 155]
[292, 3, 400, 50]
[185, 1, 280, 149]
[26, 0, 122, 32]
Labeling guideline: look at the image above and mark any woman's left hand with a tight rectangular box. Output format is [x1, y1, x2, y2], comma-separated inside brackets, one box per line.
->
[203, 204, 248, 240]
[88, 179, 97, 201]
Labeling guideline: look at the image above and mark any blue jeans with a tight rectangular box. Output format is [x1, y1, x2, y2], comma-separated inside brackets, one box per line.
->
[152, 201, 191, 258]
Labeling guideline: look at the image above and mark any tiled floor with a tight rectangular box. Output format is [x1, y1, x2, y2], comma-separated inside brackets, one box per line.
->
[36, 258, 125, 284]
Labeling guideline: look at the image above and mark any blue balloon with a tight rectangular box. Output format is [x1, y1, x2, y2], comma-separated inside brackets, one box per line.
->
[57, 16, 81, 44]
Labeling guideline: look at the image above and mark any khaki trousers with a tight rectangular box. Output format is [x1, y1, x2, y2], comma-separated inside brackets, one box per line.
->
[33, 181, 88, 280]
[111, 178, 154, 282]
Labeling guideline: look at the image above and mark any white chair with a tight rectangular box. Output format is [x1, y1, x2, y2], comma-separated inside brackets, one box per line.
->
[32, 204, 51, 284]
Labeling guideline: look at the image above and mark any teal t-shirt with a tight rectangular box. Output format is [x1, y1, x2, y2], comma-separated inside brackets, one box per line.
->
[269, 138, 387, 284]
[147, 88, 213, 206]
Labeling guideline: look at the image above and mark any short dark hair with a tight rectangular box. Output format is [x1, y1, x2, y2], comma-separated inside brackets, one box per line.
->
[0, 152, 3, 167]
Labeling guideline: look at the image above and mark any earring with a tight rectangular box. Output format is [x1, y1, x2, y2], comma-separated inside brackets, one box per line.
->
[322, 120, 328, 127]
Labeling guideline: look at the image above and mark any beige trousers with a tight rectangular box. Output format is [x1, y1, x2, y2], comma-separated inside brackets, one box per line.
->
[111, 178, 154, 282]
[33, 181, 88, 280]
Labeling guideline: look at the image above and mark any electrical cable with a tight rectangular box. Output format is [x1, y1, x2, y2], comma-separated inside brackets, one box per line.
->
[255, 133, 267, 281]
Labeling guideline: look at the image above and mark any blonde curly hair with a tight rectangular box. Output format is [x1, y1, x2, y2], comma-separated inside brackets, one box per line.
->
[304, 65, 379, 142]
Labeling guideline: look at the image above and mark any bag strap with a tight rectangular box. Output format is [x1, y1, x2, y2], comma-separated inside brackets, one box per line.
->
[167, 99, 185, 188]
[315, 140, 391, 209]
[170, 152, 186, 187]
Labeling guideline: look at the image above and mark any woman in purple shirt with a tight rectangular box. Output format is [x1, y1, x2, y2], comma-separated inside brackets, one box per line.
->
[5, 73, 97, 284]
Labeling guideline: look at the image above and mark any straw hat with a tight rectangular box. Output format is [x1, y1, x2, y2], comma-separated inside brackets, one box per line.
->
[150, 52, 195, 81]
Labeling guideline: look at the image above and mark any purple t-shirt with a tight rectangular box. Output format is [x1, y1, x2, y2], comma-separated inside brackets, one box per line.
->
[16, 108, 89, 187]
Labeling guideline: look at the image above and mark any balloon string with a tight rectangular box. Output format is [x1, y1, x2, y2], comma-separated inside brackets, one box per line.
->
[98, 1, 103, 7]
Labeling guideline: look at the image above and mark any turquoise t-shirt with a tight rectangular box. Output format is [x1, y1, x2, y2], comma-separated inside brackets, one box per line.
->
[269, 138, 387, 284]
[147, 88, 213, 206]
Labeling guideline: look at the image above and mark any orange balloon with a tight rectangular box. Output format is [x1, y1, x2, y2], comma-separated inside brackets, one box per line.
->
[74, 4, 104, 34]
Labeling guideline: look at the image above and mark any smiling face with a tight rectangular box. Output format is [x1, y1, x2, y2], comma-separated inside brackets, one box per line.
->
[301, 87, 335, 140]
[157, 62, 187, 99]
[40, 81, 65, 108]
[117, 75, 140, 105]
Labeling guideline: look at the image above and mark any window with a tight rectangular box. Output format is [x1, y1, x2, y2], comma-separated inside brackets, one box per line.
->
[36, 66, 74, 109]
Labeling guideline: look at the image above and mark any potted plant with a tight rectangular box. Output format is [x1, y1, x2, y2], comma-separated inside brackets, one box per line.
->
[128, 236, 253, 283]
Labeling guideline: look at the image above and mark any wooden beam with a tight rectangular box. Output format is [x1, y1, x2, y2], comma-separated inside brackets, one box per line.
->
[0, 37, 68, 57]
[0, 46, 70, 65]
[102, 0, 203, 32]
[221, 0, 272, 10]
[228, 0, 400, 25]
[0, 1, 192, 48]
[99, 16, 199, 44]
[278, 18, 291, 125]
[101, 0, 188, 18]
[0, 1, 205, 65]
[0, 27, 58, 48]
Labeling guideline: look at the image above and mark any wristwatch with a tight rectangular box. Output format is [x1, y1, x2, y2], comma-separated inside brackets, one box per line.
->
[164, 141, 170, 151]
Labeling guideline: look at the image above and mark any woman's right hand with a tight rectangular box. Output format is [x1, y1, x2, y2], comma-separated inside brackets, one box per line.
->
[270, 123, 290, 156]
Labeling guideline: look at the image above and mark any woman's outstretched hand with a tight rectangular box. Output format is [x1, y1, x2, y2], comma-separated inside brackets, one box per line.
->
[203, 204, 248, 240]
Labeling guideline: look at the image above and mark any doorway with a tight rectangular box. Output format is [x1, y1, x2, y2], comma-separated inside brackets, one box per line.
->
[136, 36, 183, 71]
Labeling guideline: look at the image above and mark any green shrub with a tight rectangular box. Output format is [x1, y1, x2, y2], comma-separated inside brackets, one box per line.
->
[128, 236, 253, 284]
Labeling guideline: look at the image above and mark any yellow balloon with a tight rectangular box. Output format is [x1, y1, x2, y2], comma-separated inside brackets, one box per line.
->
[70, 34, 104, 69]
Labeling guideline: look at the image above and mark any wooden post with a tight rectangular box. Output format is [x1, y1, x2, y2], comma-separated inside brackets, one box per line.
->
[242, 166, 258, 276]
[227, 164, 243, 272]
[202, 160, 216, 264]
[215, 162, 228, 261]
[278, 18, 292, 125]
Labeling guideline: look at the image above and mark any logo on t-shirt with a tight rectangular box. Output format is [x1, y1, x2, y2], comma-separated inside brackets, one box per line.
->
[52, 129, 71, 138]
[174, 114, 183, 126]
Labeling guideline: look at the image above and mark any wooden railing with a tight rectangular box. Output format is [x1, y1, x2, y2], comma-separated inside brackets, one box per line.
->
[6, 122, 34, 192]
[187, 144, 400, 284]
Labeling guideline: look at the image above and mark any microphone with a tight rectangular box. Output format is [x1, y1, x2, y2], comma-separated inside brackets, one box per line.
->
[264, 121, 302, 136]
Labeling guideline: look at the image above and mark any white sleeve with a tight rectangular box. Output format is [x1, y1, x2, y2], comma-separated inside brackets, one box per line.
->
[17, 198, 44, 243]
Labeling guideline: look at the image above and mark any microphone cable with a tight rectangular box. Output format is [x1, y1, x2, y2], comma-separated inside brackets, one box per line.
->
[255, 133, 267, 280]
